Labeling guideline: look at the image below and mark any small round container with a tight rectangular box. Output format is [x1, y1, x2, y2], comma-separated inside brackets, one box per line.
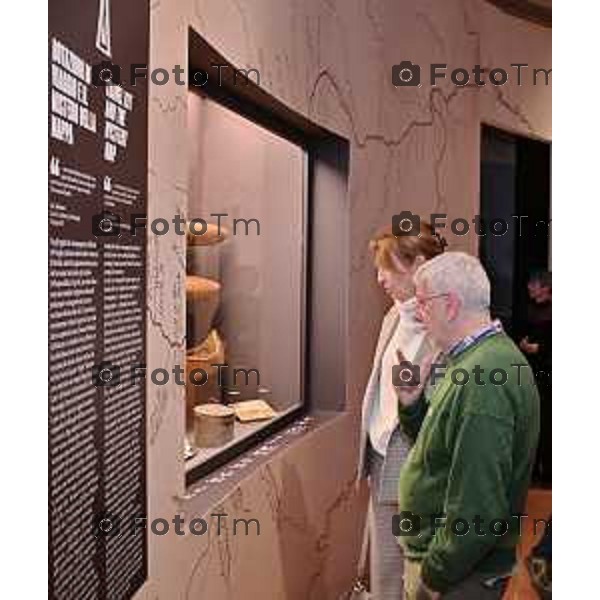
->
[193, 403, 235, 448]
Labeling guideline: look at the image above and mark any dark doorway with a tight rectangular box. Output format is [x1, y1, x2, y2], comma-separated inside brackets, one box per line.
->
[479, 125, 551, 337]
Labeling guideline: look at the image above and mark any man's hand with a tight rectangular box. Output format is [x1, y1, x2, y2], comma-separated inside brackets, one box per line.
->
[394, 349, 436, 407]
[416, 580, 441, 600]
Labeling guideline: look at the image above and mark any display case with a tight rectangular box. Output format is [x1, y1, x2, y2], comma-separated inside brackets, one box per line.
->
[184, 88, 307, 476]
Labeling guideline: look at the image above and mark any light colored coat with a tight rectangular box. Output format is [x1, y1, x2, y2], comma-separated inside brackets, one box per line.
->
[356, 303, 426, 504]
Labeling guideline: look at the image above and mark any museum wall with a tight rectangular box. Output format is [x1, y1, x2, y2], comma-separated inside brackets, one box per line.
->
[142, 0, 551, 598]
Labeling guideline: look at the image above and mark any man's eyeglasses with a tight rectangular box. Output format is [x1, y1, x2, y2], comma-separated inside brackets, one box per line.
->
[415, 292, 450, 308]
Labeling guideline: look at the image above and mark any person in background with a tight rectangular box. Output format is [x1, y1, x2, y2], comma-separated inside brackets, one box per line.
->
[519, 271, 552, 487]
[355, 222, 444, 600]
[394, 252, 540, 600]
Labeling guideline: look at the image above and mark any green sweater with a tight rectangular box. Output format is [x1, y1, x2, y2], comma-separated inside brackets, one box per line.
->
[397, 332, 540, 593]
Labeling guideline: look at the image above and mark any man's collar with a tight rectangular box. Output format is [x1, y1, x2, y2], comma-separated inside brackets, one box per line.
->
[447, 320, 503, 359]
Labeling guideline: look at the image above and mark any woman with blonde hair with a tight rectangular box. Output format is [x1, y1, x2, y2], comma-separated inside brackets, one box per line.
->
[355, 220, 444, 599]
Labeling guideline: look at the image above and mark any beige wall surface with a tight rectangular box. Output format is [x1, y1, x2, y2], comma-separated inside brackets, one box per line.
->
[143, 1, 551, 598]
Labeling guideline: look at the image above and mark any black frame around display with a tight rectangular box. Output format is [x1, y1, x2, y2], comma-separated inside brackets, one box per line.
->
[185, 28, 349, 486]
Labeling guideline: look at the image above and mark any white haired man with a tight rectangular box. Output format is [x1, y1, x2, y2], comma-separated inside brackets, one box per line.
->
[394, 252, 540, 600]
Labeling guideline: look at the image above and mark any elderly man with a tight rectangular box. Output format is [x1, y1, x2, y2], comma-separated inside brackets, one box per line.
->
[394, 252, 540, 600]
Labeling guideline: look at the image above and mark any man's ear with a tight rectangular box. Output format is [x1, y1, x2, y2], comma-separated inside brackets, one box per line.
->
[446, 292, 462, 321]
